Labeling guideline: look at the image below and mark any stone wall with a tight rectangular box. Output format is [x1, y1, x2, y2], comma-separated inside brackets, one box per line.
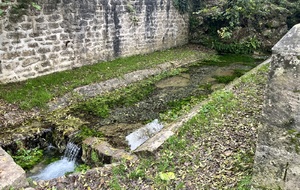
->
[0, 0, 188, 83]
[252, 24, 300, 189]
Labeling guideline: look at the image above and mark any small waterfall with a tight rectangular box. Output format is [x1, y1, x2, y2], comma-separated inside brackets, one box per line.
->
[31, 142, 80, 181]
[64, 142, 80, 161]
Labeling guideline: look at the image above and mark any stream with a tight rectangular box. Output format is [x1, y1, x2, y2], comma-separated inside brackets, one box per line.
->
[29, 142, 80, 181]
[0, 54, 265, 181]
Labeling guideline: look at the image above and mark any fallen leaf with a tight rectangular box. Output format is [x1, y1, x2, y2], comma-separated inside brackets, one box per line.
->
[159, 172, 176, 181]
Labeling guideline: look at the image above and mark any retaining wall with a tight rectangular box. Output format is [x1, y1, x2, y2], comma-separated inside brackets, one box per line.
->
[0, 0, 188, 83]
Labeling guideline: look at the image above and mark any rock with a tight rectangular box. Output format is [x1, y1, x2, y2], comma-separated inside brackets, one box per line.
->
[252, 24, 300, 189]
[0, 147, 28, 190]
[82, 137, 138, 166]
[155, 75, 190, 88]
[211, 83, 225, 91]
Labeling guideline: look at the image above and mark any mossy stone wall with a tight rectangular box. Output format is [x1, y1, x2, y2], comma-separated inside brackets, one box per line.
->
[0, 0, 188, 83]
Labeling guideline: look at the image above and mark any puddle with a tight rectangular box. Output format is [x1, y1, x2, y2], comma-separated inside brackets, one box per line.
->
[155, 74, 190, 88]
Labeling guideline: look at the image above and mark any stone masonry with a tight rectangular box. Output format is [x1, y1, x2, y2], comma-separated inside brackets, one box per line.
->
[0, 0, 188, 83]
[252, 24, 300, 189]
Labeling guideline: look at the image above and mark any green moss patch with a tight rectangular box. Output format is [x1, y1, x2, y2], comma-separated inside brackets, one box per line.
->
[199, 54, 260, 67]
[11, 147, 43, 171]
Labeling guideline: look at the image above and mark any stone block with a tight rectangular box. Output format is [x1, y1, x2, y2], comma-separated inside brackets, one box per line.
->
[21, 23, 32, 30]
[47, 14, 62, 22]
[48, 22, 60, 29]
[253, 24, 300, 189]
[6, 32, 27, 39]
[37, 47, 51, 54]
[22, 50, 36, 57]
[41, 61, 51, 67]
[23, 72, 36, 78]
[4, 52, 21, 60]
[43, 4, 59, 15]
[22, 57, 40, 67]
[82, 137, 138, 167]
[52, 29, 63, 33]
[0, 147, 28, 190]
[1, 41, 9, 46]
[60, 33, 69, 40]
[15, 67, 32, 74]
[36, 23, 48, 30]
[35, 17, 45, 23]
[52, 46, 61, 52]
[29, 32, 41, 38]
[45, 35, 58, 41]
[49, 53, 58, 59]
[28, 42, 39, 48]
[0, 46, 7, 52]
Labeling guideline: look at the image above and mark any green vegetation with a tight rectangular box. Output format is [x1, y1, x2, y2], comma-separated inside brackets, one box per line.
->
[73, 68, 187, 118]
[190, 0, 300, 53]
[214, 69, 249, 84]
[75, 125, 104, 140]
[214, 75, 237, 84]
[200, 54, 259, 67]
[74, 82, 155, 118]
[211, 37, 261, 54]
[75, 164, 91, 173]
[0, 46, 203, 110]
[106, 62, 269, 189]
[173, 0, 190, 14]
[11, 147, 43, 170]
[288, 129, 300, 154]
[160, 94, 208, 122]
[91, 150, 100, 163]
[236, 175, 252, 190]
[0, 0, 41, 21]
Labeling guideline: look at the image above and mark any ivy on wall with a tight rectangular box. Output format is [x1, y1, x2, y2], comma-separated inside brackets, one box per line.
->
[173, 0, 190, 14]
[189, 0, 300, 53]
[0, 0, 41, 21]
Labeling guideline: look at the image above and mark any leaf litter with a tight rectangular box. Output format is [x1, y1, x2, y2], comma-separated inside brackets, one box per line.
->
[34, 64, 268, 189]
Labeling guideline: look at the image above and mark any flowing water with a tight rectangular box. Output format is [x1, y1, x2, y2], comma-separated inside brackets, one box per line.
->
[30, 142, 80, 181]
